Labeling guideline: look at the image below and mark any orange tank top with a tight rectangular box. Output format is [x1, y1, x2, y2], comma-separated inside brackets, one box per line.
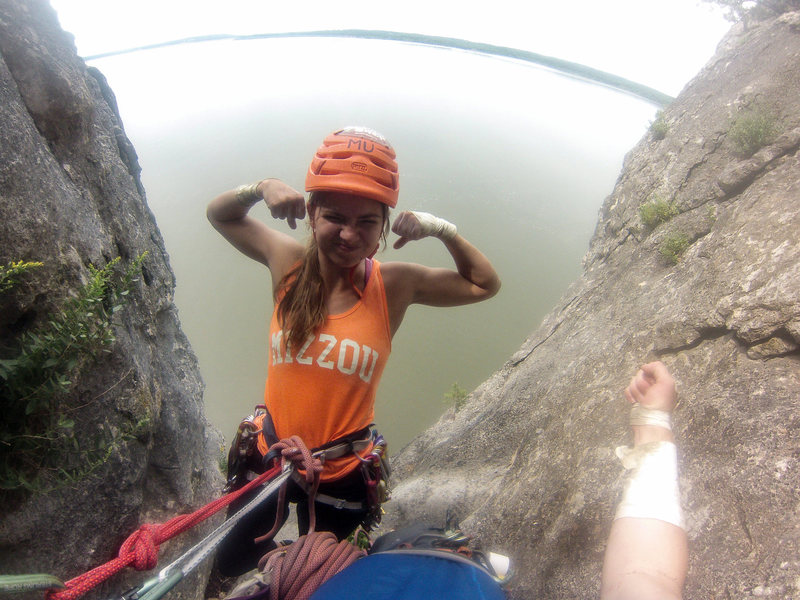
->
[264, 260, 392, 481]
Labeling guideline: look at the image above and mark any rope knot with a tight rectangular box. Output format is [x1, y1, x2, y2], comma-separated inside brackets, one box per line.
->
[276, 436, 323, 483]
[119, 523, 161, 571]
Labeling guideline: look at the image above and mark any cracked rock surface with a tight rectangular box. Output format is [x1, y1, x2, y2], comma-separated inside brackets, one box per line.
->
[388, 13, 800, 600]
[0, 2, 223, 599]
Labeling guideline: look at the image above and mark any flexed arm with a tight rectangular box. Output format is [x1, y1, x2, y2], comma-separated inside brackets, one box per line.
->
[387, 210, 500, 302]
[206, 179, 305, 285]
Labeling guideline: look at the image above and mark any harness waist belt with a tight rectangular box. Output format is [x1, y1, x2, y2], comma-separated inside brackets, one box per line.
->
[290, 470, 366, 511]
[311, 427, 373, 462]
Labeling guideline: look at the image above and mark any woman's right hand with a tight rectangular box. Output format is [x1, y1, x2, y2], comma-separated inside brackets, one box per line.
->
[624, 361, 677, 413]
[260, 179, 306, 229]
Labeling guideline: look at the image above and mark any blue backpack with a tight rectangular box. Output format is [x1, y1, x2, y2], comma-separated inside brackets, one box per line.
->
[310, 524, 507, 600]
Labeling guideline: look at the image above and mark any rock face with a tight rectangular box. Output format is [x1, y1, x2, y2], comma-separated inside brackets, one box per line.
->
[0, 2, 223, 599]
[389, 13, 800, 600]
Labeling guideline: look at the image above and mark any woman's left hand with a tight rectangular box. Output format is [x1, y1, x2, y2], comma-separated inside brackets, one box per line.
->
[392, 211, 457, 249]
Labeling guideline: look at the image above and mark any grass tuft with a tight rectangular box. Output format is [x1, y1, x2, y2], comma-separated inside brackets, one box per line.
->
[729, 107, 779, 157]
[444, 382, 469, 412]
[649, 111, 669, 140]
[639, 195, 679, 229]
[659, 233, 690, 265]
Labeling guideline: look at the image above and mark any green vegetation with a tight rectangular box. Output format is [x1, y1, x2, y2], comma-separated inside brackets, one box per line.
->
[347, 527, 371, 550]
[729, 107, 779, 157]
[639, 195, 679, 229]
[444, 382, 469, 412]
[0, 260, 43, 293]
[659, 233, 691, 265]
[0, 253, 146, 494]
[650, 111, 669, 140]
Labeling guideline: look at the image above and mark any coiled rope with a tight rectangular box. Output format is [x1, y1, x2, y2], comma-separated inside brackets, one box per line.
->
[252, 436, 366, 600]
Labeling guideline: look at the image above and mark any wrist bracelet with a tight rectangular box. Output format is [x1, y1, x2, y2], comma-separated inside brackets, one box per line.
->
[235, 182, 262, 207]
[630, 402, 671, 430]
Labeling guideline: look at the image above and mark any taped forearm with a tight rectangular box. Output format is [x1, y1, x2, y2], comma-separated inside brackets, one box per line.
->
[614, 441, 685, 529]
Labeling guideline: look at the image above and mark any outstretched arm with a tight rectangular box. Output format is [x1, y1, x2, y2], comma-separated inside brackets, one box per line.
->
[206, 179, 306, 287]
[600, 361, 688, 600]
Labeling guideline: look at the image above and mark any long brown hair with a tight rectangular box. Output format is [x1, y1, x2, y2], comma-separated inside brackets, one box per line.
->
[275, 193, 390, 351]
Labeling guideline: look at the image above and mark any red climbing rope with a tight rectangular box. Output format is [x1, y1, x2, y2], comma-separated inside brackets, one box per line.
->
[259, 532, 365, 600]
[45, 463, 282, 600]
[46, 436, 369, 600]
[254, 436, 323, 545]
[253, 436, 366, 600]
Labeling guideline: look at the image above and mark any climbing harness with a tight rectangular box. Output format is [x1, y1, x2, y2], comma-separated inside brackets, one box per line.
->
[283, 427, 389, 530]
[230, 436, 368, 600]
[226, 408, 391, 531]
[355, 432, 391, 529]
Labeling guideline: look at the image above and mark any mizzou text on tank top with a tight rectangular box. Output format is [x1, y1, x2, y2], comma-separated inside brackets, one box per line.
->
[264, 260, 392, 481]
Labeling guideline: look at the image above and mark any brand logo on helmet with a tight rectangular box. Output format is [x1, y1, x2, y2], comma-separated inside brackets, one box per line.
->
[347, 138, 375, 153]
[351, 162, 368, 173]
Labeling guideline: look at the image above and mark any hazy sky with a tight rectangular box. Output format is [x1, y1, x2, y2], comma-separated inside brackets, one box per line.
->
[50, 0, 731, 96]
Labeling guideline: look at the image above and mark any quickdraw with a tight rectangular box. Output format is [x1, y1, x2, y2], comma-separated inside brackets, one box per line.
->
[357, 433, 391, 530]
[223, 406, 269, 493]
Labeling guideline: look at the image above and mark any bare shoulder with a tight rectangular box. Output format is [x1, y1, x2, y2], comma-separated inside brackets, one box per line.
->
[379, 261, 426, 296]
[379, 260, 453, 305]
[377, 261, 426, 336]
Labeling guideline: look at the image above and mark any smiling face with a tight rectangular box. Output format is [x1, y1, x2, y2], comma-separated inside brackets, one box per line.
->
[309, 192, 387, 269]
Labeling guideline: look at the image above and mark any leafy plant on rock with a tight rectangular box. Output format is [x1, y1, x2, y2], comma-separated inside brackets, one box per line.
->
[444, 382, 469, 412]
[0, 253, 146, 494]
[729, 107, 779, 157]
[659, 233, 691, 265]
[0, 260, 43, 293]
[649, 111, 669, 140]
[639, 195, 679, 230]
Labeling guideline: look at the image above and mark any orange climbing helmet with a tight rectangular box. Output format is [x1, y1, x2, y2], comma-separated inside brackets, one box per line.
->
[305, 126, 399, 208]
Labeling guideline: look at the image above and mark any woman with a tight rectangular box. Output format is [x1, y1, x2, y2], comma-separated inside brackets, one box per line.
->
[208, 127, 500, 576]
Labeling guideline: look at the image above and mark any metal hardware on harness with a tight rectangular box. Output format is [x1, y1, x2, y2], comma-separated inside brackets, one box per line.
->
[223, 409, 267, 493]
[357, 433, 391, 530]
[289, 470, 367, 511]
[311, 430, 373, 463]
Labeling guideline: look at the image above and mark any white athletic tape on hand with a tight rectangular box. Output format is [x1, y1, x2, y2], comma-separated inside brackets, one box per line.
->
[614, 441, 685, 529]
[408, 211, 458, 241]
[630, 403, 672, 430]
